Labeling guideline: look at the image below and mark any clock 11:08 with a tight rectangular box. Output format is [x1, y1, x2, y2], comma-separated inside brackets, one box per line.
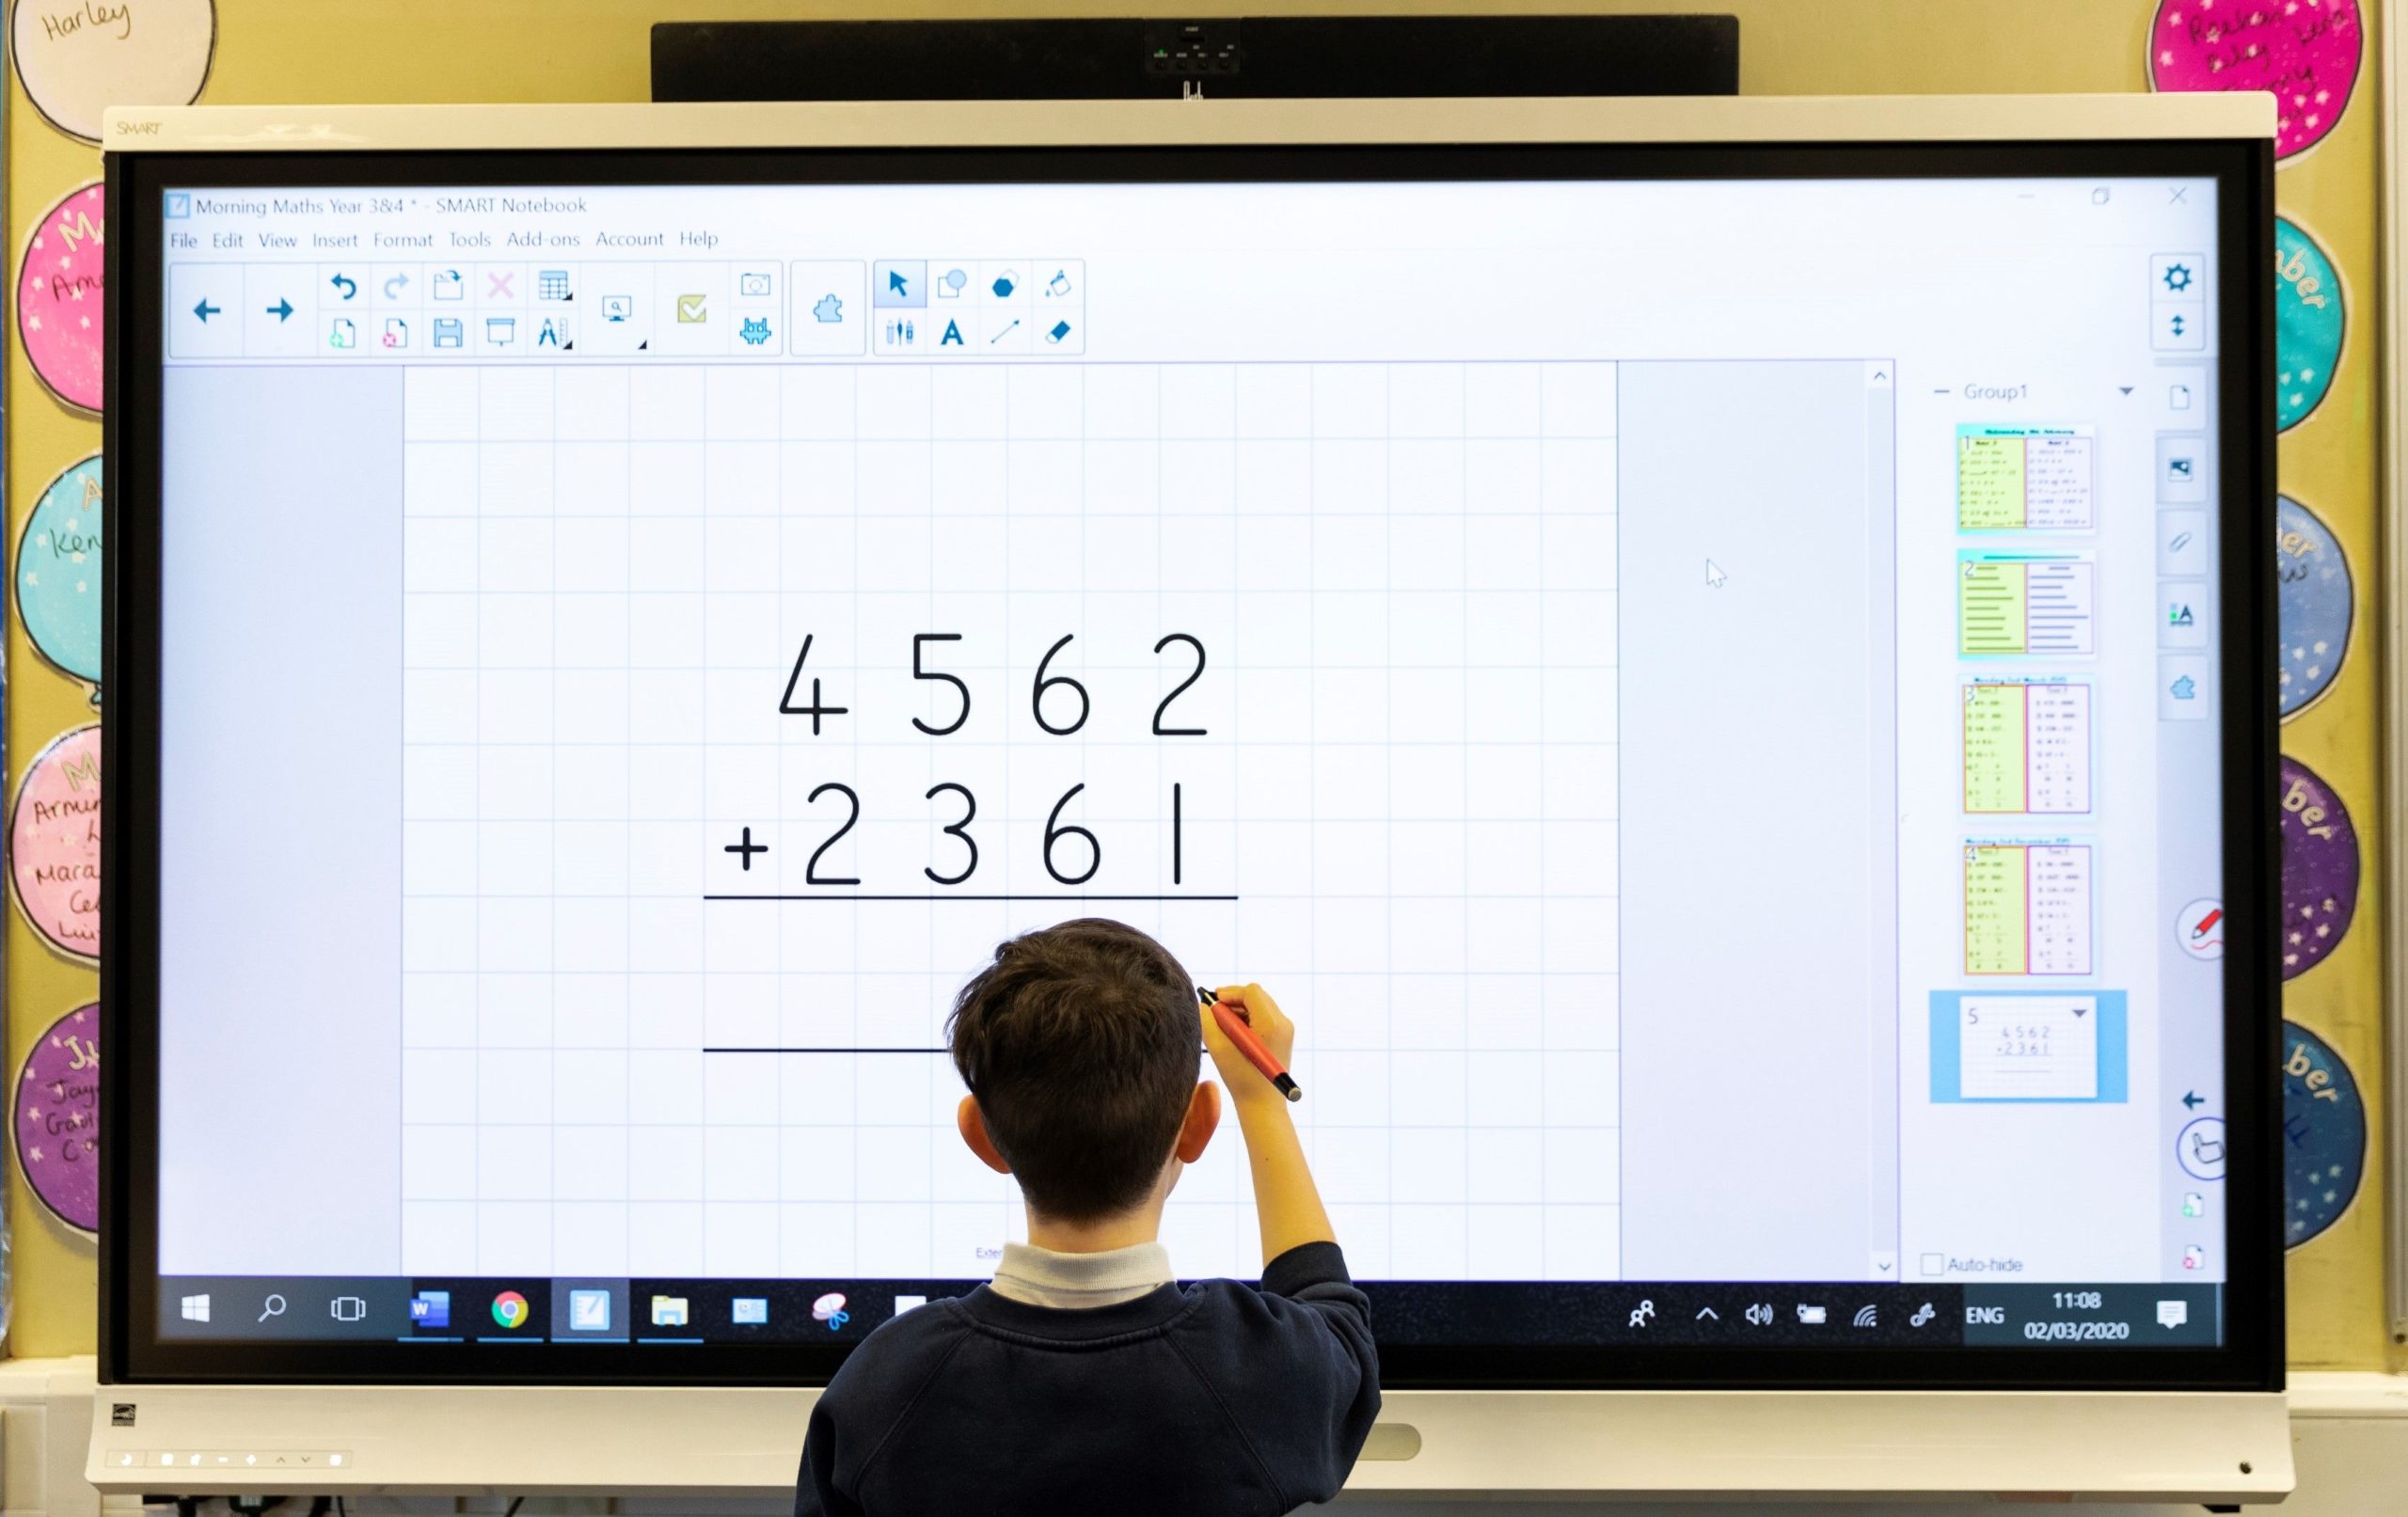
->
[744, 631, 1210, 889]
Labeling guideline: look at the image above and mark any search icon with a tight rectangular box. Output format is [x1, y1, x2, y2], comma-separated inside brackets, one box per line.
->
[258, 1293, 287, 1323]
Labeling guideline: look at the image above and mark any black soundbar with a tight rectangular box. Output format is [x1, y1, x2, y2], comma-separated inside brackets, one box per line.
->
[651, 15, 1737, 103]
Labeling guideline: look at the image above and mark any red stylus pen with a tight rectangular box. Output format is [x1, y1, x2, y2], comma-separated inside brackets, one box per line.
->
[1198, 987, 1303, 1103]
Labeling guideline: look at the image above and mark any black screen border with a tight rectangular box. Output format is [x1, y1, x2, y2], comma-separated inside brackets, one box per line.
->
[102, 136, 2280, 1391]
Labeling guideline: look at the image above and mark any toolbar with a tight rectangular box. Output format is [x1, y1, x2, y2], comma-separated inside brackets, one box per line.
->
[165, 257, 1085, 362]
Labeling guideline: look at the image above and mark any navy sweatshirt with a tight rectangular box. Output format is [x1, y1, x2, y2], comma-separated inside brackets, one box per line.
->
[794, 1241, 1380, 1517]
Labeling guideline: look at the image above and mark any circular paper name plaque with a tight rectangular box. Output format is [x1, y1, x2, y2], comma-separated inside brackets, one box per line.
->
[16, 1003, 100, 1233]
[2151, 0, 2363, 161]
[2278, 755, 2356, 980]
[2274, 218, 2344, 433]
[19, 454, 104, 699]
[2281, 1020, 2364, 1249]
[18, 182, 105, 413]
[2275, 495, 2351, 718]
[10, 724, 102, 961]
[10, 0, 215, 143]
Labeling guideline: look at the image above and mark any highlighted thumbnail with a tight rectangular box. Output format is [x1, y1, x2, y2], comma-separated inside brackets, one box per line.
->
[1929, 989, 2127, 1103]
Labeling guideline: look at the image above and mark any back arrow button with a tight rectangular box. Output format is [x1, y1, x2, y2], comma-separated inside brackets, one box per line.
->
[2181, 1090, 2205, 1110]
[192, 298, 221, 323]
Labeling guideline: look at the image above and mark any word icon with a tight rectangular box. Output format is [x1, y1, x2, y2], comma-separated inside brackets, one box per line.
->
[814, 1291, 850, 1331]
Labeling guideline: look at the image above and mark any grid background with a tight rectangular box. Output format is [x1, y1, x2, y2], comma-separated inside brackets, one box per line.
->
[396, 358, 1621, 1284]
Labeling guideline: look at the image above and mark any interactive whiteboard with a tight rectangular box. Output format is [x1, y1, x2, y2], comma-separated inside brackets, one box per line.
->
[102, 103, 2278, 1398]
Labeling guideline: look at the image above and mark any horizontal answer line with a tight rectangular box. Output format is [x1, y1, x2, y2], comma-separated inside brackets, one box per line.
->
[705, 1047, 949, 1054]
[703, 893, 1240, 902]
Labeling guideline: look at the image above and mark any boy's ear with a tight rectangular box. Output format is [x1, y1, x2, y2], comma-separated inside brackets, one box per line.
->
[1174, 1080, 1221, 1164]
[958, 1095, 1013, 1176]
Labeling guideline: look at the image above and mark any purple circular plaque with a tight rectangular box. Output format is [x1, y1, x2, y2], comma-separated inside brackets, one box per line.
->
[17, 1003, 99, 1232]
[2280, 757, 2358, 981]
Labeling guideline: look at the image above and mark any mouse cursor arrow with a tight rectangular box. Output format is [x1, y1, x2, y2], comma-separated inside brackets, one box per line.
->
[1704, 559, 1727, 589]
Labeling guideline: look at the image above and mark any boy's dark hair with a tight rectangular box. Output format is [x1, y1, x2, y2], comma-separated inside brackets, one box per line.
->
[947, 918, 1201, 1223]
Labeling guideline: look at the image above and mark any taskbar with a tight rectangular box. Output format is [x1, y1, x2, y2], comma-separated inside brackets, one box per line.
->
[155, 1276, 2224, 1349]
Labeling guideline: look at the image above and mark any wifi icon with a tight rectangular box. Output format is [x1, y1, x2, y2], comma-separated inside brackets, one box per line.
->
[1852, 1304, 1879, 1329]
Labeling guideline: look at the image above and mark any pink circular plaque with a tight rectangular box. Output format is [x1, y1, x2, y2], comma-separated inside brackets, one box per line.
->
[16, 182, 104, 413]
[10, 723, 102, 961]
[2150, 0, 2363, 161]
[16, 1003, 99, 1233]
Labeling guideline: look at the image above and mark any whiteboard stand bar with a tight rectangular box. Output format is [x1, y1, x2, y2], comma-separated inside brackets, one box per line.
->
[86, 1384, 2292, 1501]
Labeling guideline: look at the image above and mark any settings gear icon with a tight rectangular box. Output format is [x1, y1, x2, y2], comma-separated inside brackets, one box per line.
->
[2162, 261, 2194, 293]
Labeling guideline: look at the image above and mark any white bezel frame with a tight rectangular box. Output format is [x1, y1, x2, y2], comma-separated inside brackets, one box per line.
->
[94, 92, 2288, 1502]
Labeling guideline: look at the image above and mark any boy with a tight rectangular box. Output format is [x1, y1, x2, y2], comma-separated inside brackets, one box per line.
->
[795, 918, 1380, 1516]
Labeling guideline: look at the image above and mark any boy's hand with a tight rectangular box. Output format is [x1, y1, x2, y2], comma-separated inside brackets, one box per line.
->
[1202, 982, 1332, 1264]
[1202, 983, 1295, 1094]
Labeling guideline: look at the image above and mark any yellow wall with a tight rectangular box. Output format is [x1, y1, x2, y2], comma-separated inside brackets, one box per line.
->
[5, 0, 2393, 1370]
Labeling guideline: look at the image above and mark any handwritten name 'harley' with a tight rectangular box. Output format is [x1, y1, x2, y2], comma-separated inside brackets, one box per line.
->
[37, 0, 133, 42]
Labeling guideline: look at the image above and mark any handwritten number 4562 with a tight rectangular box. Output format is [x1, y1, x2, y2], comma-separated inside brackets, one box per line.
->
[782, 632, 1208, 737]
